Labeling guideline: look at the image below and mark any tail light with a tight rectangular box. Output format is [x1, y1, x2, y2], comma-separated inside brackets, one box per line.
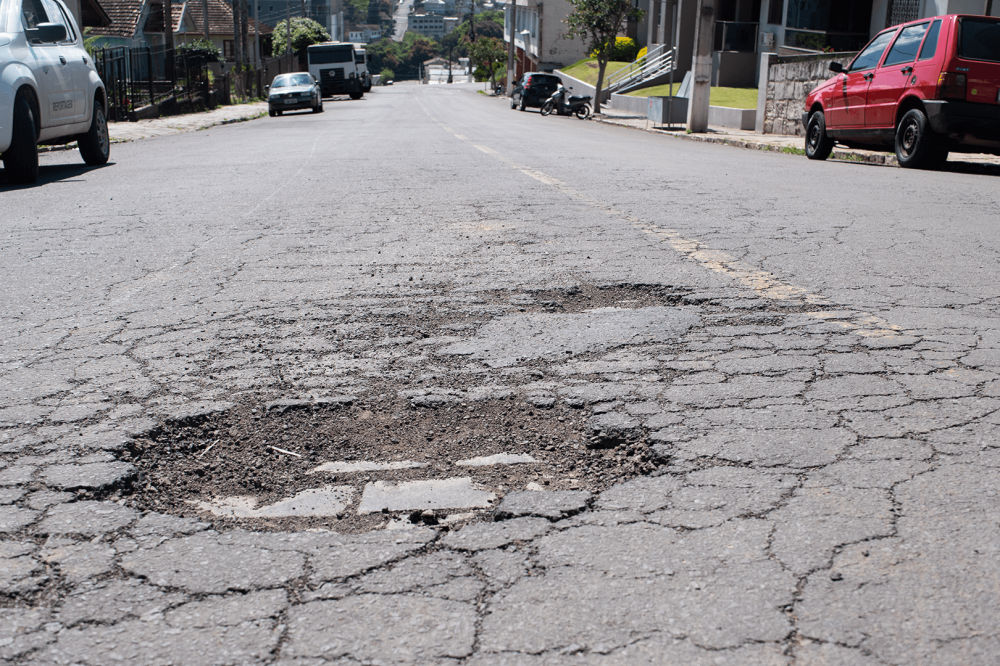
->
[936, 72, 967, 100]
[523, 80, 531, 89]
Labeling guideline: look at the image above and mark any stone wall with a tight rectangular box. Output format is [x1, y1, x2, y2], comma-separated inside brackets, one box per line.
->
[762, 52, 855, 136]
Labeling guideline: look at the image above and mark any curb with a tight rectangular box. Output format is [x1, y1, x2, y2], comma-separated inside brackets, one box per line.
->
[593, 116, 898, 166]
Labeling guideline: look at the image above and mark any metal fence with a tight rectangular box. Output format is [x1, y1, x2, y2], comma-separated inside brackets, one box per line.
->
[93, 46, 211, 121]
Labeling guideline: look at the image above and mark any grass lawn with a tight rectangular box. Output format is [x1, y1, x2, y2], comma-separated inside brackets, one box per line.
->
[560, 58, 631, 86]
[626, 83, 758, 109]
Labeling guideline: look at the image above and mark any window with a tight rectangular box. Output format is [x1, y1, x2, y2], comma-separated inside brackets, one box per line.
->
[958, 17, 1000, 63]
[882, 22, 927, 67]
[918, 19, 941, 61]
[767, 0, 783, 24]
[849, 29, 895, 71]
[885, 0, 918, 29]
[20, 0, 50, 30]
[223, 39, 234, 57]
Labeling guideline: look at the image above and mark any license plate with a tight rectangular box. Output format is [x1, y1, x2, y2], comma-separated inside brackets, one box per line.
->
[284, 99, 298, 104]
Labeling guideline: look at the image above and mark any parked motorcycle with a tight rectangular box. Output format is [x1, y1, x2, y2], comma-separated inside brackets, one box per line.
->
[540, 86, 592, 119]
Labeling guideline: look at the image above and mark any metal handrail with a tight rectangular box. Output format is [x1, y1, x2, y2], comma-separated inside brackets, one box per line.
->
[605, 44, 676, 94]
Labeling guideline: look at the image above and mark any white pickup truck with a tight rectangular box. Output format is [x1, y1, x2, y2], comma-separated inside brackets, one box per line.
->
[1, 0, 110, 184]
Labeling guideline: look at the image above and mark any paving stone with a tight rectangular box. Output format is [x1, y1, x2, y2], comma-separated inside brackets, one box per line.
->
[357, 478, 496, 514]
[586, 412, 641, 440]
[357, 551, 472, 593]
[309, 530, 435, 582]
[36, 501, 137, 536]
[769, 487, 894, 575]
[0, 506, 39, 533]
[56, 579, 188, 625]
[495, 490, 591, 520]
[0, 465, 36, 486]
[442, 517, 552, 550]
[472, 548, 528, 590]
[196, 486, 355, 518]
[165, 588, 288, 628]
[480, 520, 795, 654]
[41, 541, 115, 582]
[121, 532, 306, 594]
[130, 512, 211, 537]
[440, 308, 699, 367]
[284, 595, 477, 661]
[596, 476, 685, 513]
[678, 428, 854, 468]
[36, 618, 281, 665]
[40, 462, 136, 490]
[0, 608, 56, 660]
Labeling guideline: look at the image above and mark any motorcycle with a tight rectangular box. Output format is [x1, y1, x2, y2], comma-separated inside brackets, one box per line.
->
[540, 86, 592, 119]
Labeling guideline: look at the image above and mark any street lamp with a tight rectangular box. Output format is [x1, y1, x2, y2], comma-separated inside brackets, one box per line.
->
[447, 45, 453, 83]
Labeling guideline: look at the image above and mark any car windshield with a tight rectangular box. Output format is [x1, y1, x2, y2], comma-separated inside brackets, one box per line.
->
[959, 18, 1000, 63]
[273, 74, 313, 87]
[850, 30, 896, 71]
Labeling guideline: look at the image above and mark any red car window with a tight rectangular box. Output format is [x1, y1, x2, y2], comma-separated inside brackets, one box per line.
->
[958, 17, 1000, 63]
[849, 30, 896, 71]
[882, 23, 928, 67]
[918, 19, 942, 61]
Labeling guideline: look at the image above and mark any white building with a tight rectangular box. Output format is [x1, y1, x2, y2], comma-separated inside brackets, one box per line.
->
[408, 13, 445, 38]
[504, 0, 589, 75]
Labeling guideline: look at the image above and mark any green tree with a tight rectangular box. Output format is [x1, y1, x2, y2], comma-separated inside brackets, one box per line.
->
[270, 17, 331, 57]
[470, 37, 506, 89]
[564, 0, 643, 113]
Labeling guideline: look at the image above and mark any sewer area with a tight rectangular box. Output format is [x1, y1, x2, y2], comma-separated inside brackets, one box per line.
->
[123, 399, 657, 533]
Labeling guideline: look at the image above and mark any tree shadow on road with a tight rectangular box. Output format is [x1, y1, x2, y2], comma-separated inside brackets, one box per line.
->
[0, 162, 113, 190]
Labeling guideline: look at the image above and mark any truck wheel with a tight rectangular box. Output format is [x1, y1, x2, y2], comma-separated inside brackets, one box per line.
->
[2, 93, 39, 184]
[895, 108, 938, 169]
[349, 91, 362, 100]
[805, 110, 833, 161]
[78, 99, 110, 166]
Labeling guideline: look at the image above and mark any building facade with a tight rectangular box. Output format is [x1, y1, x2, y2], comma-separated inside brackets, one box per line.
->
[408, 12, 445, 37]
[503, 0, 589, 76]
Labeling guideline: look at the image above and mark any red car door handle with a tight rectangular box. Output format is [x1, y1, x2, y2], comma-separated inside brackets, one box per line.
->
[901, 66, 913, 74]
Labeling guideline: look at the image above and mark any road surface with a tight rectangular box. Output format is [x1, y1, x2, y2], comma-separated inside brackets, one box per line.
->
[2, 84, 1000, 664]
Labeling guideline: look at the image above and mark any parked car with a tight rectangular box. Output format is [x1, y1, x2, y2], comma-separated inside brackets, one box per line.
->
[804, 14, 1000, 169]
[267, 73, 323, 116]
[1, 0, 111, 184]
[510, 73, 562, 111]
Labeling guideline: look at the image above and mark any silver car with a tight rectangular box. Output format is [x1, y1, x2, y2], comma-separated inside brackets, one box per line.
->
[267, 73, 323, 116]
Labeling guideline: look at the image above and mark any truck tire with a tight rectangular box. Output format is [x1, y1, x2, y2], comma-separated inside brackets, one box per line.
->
[2, 92, 39, 184]
[78, 99, 110, 166]
[349, 91, 362, 100]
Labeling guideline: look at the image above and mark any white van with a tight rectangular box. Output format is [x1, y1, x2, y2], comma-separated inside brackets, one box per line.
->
[307, 42, 364, 99]
[353, 45, 372, 93]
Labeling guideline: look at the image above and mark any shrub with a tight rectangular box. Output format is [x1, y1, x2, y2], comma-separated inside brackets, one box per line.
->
[591, 36, 639, 62]
[379, 68, 395, 81]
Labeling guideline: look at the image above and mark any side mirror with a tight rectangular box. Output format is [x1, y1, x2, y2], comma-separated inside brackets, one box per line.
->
[27, 22, 67, 43]
[829, 62, 845, 74]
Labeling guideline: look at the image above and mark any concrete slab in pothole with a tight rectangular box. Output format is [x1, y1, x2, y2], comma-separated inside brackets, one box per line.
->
[357, 478, 496, 514]
[309, 461, 427, 474]
[455, 453, 538, 467]
[194, 486, 355, 518]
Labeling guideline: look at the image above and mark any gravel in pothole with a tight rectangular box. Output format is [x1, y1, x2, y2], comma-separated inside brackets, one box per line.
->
[121, 399, 658, 533]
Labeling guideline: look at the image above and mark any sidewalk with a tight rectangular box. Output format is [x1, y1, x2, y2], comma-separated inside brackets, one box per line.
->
[594, 106, 1000, 174]
[108, 101, 269, 143]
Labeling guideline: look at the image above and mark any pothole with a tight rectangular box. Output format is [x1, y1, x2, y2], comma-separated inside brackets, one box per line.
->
[121, 398, 658, 533]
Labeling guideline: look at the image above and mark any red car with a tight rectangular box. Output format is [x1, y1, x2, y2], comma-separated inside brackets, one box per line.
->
[804, 14, 1000, 169]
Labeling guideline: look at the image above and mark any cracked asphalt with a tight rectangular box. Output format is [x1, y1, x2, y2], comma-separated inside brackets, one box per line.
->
[2, 82, 1000, 664]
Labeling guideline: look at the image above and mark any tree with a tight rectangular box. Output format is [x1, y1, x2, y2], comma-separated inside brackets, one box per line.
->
[564, 0, 643, 113]
[470, 37, 506, 89]
[270, 17, 331, 57]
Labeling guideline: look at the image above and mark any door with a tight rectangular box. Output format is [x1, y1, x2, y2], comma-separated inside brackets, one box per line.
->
[866, 22, 929, 128]
[19, 0, 77, 127]
[45, 0, 90, 125]
[827, 29, 896, 128]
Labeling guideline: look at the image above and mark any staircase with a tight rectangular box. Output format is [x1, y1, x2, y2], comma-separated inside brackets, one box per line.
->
[604, 44, 677, 95]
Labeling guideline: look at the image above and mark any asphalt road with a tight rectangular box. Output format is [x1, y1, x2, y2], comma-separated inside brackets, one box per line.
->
[3, 83, 1000, 665]
[392, 0, 414, 41]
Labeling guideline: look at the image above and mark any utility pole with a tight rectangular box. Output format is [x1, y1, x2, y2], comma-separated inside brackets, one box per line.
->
[506, 0, 516, 94]
[685, 0, 714, 133]
[233, 0, 243, 70]
[468, 0, 475, 42]
[255, 0, 260, 68]
[447, 45, 453, 83]
[202, 0, 210, 50]
[164, 0, 175, 83]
